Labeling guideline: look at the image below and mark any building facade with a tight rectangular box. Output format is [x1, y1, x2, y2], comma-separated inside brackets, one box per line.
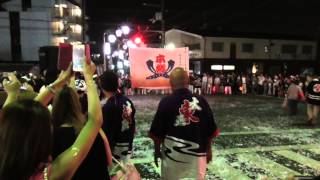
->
[0, 0, 83, 62]
[165, 29, 318, 75]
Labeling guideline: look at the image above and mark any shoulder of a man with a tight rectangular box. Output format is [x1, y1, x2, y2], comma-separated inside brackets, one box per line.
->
[157, 95, 172, 108]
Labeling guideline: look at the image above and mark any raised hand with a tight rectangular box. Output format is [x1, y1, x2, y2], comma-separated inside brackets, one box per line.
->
[3, 73, 21, 94]
[83, 59, 96, 77]
[54, 62, 74, 90]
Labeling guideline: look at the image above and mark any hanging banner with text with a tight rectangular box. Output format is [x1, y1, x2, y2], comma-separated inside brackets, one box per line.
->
[129, 47, 189, 89]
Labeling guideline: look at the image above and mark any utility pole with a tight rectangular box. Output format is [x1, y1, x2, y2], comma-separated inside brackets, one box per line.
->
[143, 0, 165, 47]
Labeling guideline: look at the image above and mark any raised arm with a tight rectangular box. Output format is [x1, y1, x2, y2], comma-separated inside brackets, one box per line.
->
[2, 73, 21, 108]
[50, 61, 103, 179]
[34, 64, 73, 106]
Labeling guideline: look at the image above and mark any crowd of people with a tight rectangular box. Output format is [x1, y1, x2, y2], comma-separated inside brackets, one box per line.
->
[0, 61, 319, 179]
[189, 72, 309, 97]
[118, 72, 313, 98]
[0, 61, 218, 179]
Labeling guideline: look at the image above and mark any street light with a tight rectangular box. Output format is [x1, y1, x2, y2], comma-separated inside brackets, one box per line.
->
[121, 25, 130, 35]
[108, 34, 117, 43]
[104, 42, 111, 55]
[165, 43, 175, 50]
[115, 29, 123, 37]
[112, 50, 119, 57]
[127, 40, 137, 48]
[118, 50, 125, 60]
[117, 61, 124, 69]
[134, 37, 142, 44]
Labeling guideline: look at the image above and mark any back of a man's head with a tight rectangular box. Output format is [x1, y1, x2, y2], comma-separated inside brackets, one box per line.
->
[100, 71, 119, 92]
[169, 67, 189, 90]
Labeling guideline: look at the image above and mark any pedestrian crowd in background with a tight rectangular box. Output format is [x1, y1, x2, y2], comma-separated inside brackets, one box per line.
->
[189, 72, 310, 97]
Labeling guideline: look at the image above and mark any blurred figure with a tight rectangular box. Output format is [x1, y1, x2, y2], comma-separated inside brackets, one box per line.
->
[236, 75, 242, 95]
[241, 75, 247, 95]
[305, 73, 320, 126]
[219, 74, 225, 93]
[194, 76, 202, 95]
[213, 74, 221, 95]
[263, 76, 268, 95]
[278, 74, 285, 97]
[224, 74, 232, 95]
[273, 75, 280, 97]
[251, 74, 258, 94]
[258, 74, 265, 95]
[124, 74, 133, 96]
[149, 67, 218, 180]
[201, 73, 208, 94]
[267, 76, 273, 96]
[286, 78, 304, 116]
[189, 72, 195, 93]
[207, 75, 213, 95]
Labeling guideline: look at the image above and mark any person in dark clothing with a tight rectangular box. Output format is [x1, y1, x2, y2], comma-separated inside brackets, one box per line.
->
[305, 73, 320, 125]
[149, 68, 219, 179]
[52, 86, 110, 180]
[100, 71, 136, 161]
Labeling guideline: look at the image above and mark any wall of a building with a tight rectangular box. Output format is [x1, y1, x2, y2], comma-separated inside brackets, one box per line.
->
[165, 29, 204, 58]
[31, 0, 54, 11]
[180, 33, 204, 59]
[0, 12, 11, 61]
[166, 29, 317, 61]
[20, 12, 52, 61]
[3, 0, 54, 11]
[0, 0, 83, 62]
[2, 0, 21, 11]
[165, 30, 182, 47]
[166, 29, 318, 75]
[204, 37, 317, 60]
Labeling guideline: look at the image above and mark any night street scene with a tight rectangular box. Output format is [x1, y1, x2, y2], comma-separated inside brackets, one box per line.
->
[1, 0, 320, 180]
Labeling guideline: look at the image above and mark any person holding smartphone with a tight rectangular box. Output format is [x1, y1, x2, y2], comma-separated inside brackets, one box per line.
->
[0, 62, 103, 180]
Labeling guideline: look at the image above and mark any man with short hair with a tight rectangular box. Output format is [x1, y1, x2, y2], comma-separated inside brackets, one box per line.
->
[100, 71, 136, 161]
[305, 73, 320, 125]
[149, 68, 219, 180]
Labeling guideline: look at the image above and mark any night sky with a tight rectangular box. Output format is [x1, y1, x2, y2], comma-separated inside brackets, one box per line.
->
[86, 0, 320, 48]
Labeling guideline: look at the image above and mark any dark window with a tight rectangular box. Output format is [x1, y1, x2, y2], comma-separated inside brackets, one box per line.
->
[242, 43, 254, 53]
[9, 12, 22, 62]
[281, 45, 297, 54]
[186, 43, 200, 50]
[212, 42, 224, 52]
[302, 45, 313, 55]
[22, 0, 32, 11]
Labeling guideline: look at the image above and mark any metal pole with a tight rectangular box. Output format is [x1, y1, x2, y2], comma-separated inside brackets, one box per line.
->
[161, 0, 165, 47]
[103, 32, 107, 71]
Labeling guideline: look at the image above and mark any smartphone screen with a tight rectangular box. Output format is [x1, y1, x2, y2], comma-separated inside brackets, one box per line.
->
[58, 43, 73, 70]
[72, 44, 86, 72]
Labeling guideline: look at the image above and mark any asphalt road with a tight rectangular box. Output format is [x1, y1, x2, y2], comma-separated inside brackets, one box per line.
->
[128, 95, 320, 179]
